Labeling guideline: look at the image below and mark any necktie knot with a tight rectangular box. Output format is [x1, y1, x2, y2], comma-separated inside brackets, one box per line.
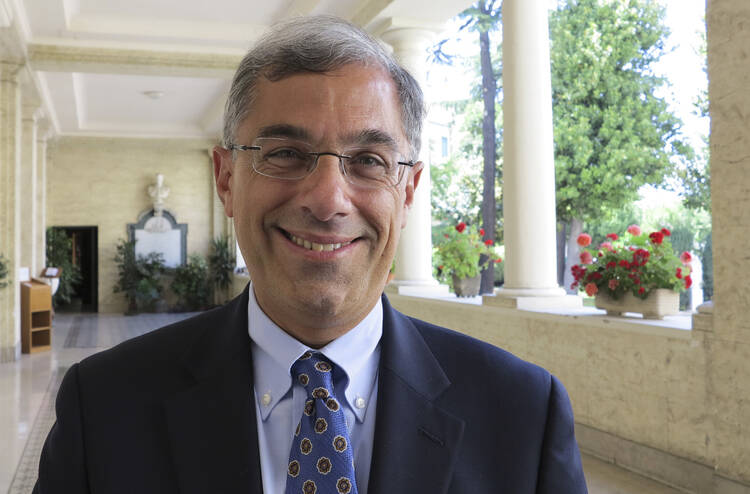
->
[293, 352, 336, 399]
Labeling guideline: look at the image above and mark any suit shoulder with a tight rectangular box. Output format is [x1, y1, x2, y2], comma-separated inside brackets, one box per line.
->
[78, 307, 224, 375]
[407, 315, 551, 387]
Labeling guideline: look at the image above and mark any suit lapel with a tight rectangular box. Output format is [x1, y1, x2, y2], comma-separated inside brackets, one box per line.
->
[367, 296, 465, 494]
[163, 286, 264, 494]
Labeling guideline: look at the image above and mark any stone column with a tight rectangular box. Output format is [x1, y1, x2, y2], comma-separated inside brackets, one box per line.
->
[0, 62, 22, 362]
[380, 25, 442, 291]
[491, 0, 570, 306]
[20, 102, 41, 276]
[36, 120, 52, 273]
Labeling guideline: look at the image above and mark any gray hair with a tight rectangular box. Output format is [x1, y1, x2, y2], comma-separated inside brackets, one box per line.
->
[222, 15, 425, 160]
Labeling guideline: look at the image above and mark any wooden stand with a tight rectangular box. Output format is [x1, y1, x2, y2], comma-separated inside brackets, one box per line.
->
[21, 280, 53, 353]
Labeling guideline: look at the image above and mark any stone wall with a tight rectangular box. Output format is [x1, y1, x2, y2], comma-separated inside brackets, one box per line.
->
[706, 0, 750, 486]
[47, 136, 217, 313]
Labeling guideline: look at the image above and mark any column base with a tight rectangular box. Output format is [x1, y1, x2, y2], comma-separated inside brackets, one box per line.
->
[484, 286, 582, 310]
[384, 281, 450, 298]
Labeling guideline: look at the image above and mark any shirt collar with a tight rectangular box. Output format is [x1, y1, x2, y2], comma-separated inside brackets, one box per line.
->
[247, 283, 382, 423]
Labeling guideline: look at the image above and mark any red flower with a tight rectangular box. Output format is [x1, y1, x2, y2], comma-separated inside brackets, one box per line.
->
[619, 260, 629, 268]
[444, 234, 450, 239]
[680, 251, 692, 265]
[456, 222, 466, 233]
[685, 276, 693, 289]
[494, 258, 502, 263]
[627, 224, 642, 236]
[606, 261, 617, 269]
[608, 279, 619, 290]
[438, 265, 444, 270]
[585, 283, 598, 296]
[632, 249, 650, 266]
[577, 233, 592, 247]
[571, 264, 586, 281]
[484, 239, 494, 246]
[479, 228, 485, 236]
[638, 286, 646, 295]
[649, 231, 664, 244]
[661, 228, 671, 236]
[606, 233, 618, 241]
[676, 267, 682, 279]
[580, 251, 593, 265]
[600, 241, 613, 251]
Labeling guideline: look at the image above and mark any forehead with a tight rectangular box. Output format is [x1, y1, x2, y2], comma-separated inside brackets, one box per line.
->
[239, 64, 406, 147]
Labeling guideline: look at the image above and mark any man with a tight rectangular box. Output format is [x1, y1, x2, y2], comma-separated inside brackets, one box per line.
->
[34, 15, 587, 494]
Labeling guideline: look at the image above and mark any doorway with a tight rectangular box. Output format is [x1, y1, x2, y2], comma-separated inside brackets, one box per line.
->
[58, 226, 98, 312]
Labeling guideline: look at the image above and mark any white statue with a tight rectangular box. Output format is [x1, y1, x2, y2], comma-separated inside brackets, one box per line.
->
[145, 173, 171, 233]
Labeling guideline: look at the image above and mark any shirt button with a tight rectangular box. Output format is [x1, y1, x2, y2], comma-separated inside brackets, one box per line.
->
[355, 397, 366, 409]
[261, 393, 271, 407]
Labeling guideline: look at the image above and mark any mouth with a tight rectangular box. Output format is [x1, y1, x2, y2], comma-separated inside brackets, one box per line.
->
[280, 229, 356, 252]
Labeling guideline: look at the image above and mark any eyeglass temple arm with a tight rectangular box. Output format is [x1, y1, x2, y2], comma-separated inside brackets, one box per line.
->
[227, 144, 261, 151]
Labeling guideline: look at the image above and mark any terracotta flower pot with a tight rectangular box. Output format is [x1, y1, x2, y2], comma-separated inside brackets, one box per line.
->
[451, 274, 481, 297]
[594, 288, 679, 319]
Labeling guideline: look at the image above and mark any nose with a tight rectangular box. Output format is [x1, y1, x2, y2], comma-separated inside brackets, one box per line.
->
[297, 154, 354, 222]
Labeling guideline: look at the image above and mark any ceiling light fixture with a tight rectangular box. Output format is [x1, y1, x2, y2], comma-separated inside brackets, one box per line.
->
[141, 90, 165, 100]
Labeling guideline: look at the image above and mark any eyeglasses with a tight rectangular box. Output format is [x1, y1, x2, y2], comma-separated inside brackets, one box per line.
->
[227, 137, 416, 189]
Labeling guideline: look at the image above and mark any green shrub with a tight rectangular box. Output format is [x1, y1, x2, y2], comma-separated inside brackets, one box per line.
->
[113, 239, 166, 314]
[0, 254, 9, 289]
[171, 253, 211, 311]
[46, 228, 83, 307]
[208, 236, 235, 301]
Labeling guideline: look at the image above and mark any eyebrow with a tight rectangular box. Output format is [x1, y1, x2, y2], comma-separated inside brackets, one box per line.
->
[255, 124, 311, 141]
[345, 129, 399, 150]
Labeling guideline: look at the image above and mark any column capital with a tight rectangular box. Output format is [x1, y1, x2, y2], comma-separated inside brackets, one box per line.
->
[0, 61, 23, 82]
[377, 19, 439, 51]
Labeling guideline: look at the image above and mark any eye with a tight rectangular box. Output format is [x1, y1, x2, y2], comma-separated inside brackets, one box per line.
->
[265, 147, 307, 161]
[349, 153, 388, 169]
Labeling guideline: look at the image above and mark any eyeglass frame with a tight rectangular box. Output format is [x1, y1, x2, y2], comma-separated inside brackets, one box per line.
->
[226, 139, 417, 188]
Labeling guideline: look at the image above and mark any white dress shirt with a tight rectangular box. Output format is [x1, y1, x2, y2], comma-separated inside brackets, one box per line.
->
[247, 284, 381, 494]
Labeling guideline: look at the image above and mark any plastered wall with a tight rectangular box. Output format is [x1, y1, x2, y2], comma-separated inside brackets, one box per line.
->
[47, 136, 217, 313]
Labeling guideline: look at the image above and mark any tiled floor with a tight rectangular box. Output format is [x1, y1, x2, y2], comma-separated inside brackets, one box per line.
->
[0, 312, 684, 493]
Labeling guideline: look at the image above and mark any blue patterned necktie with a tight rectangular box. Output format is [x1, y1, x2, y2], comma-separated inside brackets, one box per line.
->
[285, 351, 358, 494]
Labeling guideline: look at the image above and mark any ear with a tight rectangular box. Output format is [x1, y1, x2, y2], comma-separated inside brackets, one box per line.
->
[401, 161, 424, 229]
[213, 145, 235, 218]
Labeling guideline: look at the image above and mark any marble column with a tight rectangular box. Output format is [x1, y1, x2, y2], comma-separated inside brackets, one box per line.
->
[20, 102, 41, 276]
[495, 0, 567, 301]
[36, 121, 52, 274]
[0, 62, 22, 362]
[380, 26, 440, 289]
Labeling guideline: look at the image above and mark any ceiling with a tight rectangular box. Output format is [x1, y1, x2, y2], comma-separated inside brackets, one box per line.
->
[1, 0, 472, 140]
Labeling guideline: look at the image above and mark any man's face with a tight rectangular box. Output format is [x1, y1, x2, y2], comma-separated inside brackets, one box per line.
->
[214, 64, 422, 346]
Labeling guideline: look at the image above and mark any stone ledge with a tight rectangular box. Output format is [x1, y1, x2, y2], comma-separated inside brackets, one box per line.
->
[577, 423, 750, 494]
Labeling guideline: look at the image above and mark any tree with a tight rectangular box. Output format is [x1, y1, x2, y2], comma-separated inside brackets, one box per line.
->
[549, 0, 693, 292]
[444, 1, 503, 294]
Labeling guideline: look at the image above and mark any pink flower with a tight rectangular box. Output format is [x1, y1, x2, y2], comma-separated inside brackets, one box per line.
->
[580, 251, 593, 265]
[627, 225, 642, 236]
[456, 222, 466, 233]
[577, 233, 592, 247]
[585, 283, 598, 296]
[600, 241, 613, 250]
[606, 233, 618, 241]
[608, 279, 619, 290]
[680, 251, 692, 265]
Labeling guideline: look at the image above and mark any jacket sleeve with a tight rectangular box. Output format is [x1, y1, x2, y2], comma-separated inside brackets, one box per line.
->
[33, 363, 90, 493]
[536, 374, 588, 493]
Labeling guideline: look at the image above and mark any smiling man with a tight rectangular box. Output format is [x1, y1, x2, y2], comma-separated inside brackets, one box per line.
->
[34, 16, 587, 494]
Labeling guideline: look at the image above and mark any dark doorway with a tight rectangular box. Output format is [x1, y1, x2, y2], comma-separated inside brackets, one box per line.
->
[59, 227, 98, 312]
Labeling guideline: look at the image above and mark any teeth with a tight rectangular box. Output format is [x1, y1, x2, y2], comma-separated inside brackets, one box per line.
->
[289, 233, 351, 252]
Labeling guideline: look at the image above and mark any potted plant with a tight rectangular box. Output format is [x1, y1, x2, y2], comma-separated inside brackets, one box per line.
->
[570, 225, 693, 319]
[434, 221, 502, 297]
[0, 253, 9, 289]
[208, 235, 235, 304]
[171, 253, 211, 312]
[113, 239, 166, 314]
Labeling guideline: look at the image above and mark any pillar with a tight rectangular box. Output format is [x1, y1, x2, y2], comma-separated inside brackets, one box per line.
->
[20, 102, 41, 276]
[496, 0, 566, 299]
[380, 26, 440, 288]
[0, 62, 22, 362]
[36, 120, 52, 273]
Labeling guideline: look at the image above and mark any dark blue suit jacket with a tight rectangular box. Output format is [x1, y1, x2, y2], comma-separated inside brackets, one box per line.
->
[34, 286, 587, 493]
